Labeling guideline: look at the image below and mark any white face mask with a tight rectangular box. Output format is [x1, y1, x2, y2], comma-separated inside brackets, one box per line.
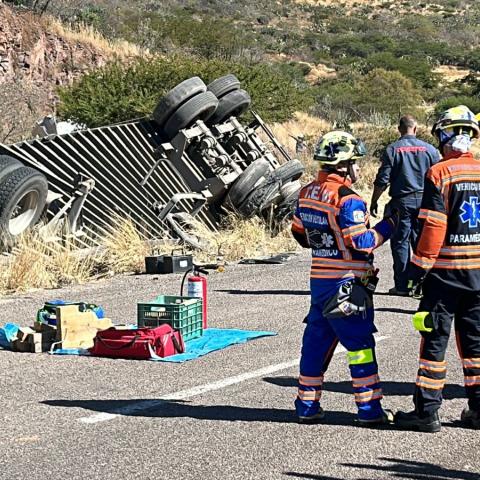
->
[447, 134, 472, 153]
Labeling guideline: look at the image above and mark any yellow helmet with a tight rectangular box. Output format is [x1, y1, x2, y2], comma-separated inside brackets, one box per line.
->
[313, 131, 367, 165]
[431, 105, 480, 141]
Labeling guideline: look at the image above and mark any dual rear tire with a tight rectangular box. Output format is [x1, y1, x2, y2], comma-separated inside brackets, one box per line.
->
[152, 74, 251, 138]
[0, 155, 48, 246]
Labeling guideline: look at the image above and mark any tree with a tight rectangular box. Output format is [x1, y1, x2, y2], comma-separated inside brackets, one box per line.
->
[353, 69, 424, 121]
[434, 96, 480, 117]
[314, 68, 424, 124]
[58, 56, 314, 127]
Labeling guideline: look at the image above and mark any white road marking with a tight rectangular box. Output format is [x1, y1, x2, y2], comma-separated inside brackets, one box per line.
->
[80, 335, 389, 424]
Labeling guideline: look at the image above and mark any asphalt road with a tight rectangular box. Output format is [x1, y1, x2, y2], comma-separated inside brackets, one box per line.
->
[0, 248, 478, 480]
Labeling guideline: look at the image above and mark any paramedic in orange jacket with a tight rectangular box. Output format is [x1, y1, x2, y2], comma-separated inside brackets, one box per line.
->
[395, 106, 480, 432]
[292, 131, 397, 425]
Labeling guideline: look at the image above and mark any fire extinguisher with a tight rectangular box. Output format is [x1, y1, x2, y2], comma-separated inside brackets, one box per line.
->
[181, 265, 209, 329]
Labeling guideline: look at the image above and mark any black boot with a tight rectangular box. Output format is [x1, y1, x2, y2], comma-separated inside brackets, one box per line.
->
[298, 407, 326, 425]
[394, 410, 441, 433]
[460, 407, 480, 429]
[355, 409, 394, 428]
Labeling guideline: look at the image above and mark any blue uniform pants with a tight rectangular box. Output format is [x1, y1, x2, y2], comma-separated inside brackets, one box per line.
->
[388, 193, 423, 291]
[295, 280, 384, 420]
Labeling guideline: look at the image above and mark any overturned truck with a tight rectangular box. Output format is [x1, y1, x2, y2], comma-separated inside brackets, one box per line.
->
[0, 75, 304, 248]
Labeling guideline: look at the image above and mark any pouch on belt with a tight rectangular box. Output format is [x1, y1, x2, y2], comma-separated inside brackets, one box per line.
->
[322, 280, 373, 319]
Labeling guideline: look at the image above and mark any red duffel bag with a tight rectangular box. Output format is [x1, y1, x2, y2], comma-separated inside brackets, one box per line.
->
[90, 325, 185, 359]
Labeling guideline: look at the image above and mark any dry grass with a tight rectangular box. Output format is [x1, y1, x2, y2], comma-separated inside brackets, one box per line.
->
[304, 63, 337, 84]
[270, 112, 331, 152]
[0, 112, 441, 294]
[0, 213, 299, 295]
[434, 65, 472, 84]
[266, 112, 393, 194]
[0, 218, 173, 294]
[44, 17, 148, 59]
[100, 217, 153, 274]
[0, 233, 95, 293]
[267, 112, 331, 180]
[265, 112, 401, 212]
[192, 214, 299, 262]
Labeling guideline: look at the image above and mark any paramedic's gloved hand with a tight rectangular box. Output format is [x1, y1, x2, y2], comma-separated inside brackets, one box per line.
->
[408, 264, 426, 299]
[384, 207, 400, 231]
[370, 201, 379, 218]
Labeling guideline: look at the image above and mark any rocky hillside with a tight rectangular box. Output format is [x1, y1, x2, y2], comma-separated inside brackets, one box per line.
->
[0, 4, 108, 87]
[0, 3, 133, 143]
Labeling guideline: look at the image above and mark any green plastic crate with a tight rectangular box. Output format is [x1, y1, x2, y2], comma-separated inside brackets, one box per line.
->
[137, 295, 203, 341]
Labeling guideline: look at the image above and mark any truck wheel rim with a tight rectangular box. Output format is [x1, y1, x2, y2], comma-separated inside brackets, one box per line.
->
[8, 190, 39, 236]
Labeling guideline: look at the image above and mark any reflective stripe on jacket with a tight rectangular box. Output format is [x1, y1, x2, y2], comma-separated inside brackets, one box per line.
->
[292, 171, 394, 280]
[412, 151, 480, 290]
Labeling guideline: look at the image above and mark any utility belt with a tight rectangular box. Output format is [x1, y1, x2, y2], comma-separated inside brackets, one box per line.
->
[322, 269, 378, 319]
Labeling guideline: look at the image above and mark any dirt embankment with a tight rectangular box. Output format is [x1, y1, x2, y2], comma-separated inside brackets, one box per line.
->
[0, 4, 114, 142]
[0, 4, 108, 88]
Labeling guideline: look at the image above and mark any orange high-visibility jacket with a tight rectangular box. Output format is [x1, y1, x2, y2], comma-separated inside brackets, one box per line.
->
[412, 151, 480, 290]
[292, 171, 394, 281]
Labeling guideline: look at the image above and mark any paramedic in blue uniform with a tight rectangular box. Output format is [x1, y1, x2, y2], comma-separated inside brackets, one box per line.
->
[370, 115, 440, 295]
[292, 131, 397, 425]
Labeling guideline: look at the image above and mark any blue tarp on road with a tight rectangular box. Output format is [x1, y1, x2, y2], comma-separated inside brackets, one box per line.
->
[2, 325, 276, 362]
[0, 323, 19, 349]
[156, 328, 276, 363]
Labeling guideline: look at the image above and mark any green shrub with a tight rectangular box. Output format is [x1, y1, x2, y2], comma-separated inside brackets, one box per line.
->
[354, 69, 424, 120]
[465, 49, 480, 72]
[315, 69, 424, 124]
[434, 96, 480, 116]
[58, 56, 314, 127]
[364, 52, 438, 89]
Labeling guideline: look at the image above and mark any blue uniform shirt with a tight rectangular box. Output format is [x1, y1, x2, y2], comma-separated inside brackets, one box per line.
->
[374, 135, 440, 198]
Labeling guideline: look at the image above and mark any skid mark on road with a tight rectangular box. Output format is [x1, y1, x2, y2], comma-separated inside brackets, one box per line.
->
[79, 336, 389, 424]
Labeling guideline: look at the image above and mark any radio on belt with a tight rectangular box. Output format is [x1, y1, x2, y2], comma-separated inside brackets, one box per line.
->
[145, 250, 193, 274]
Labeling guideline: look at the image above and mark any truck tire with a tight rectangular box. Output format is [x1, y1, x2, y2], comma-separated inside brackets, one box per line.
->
[279, 179, 301, 199]
[237, 179, 281, 218]
[152, 77, 207, 128]
[0, 166, 48, 245]
[163, 91, 219, 140]
[226, 158, 270, 208]
[272, 159, 304, 184]
[207, 74, 241, 99]
[275, 185, 301, 222]
[0, 155, 23, 184]
[207, 89, 251, 126]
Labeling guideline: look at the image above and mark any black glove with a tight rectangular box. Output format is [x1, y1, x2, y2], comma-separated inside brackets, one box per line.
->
[382, 207, 400, 234]
[407, 263, 426, 298]
[370, 201, 379, 218]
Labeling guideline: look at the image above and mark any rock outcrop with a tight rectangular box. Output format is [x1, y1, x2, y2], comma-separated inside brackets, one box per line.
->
[0, 4, 107, 88]
[0, 3, 113, 142]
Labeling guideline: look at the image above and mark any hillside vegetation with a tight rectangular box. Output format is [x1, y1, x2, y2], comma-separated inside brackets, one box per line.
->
[2, 1, 480, 293]
[2, 0, 480, 131]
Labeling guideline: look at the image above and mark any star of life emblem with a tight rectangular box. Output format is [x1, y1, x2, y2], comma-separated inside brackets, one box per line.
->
[321, 233, 334, 248]
[308, 230, 335, 249]
[460, 196, 480, 228]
